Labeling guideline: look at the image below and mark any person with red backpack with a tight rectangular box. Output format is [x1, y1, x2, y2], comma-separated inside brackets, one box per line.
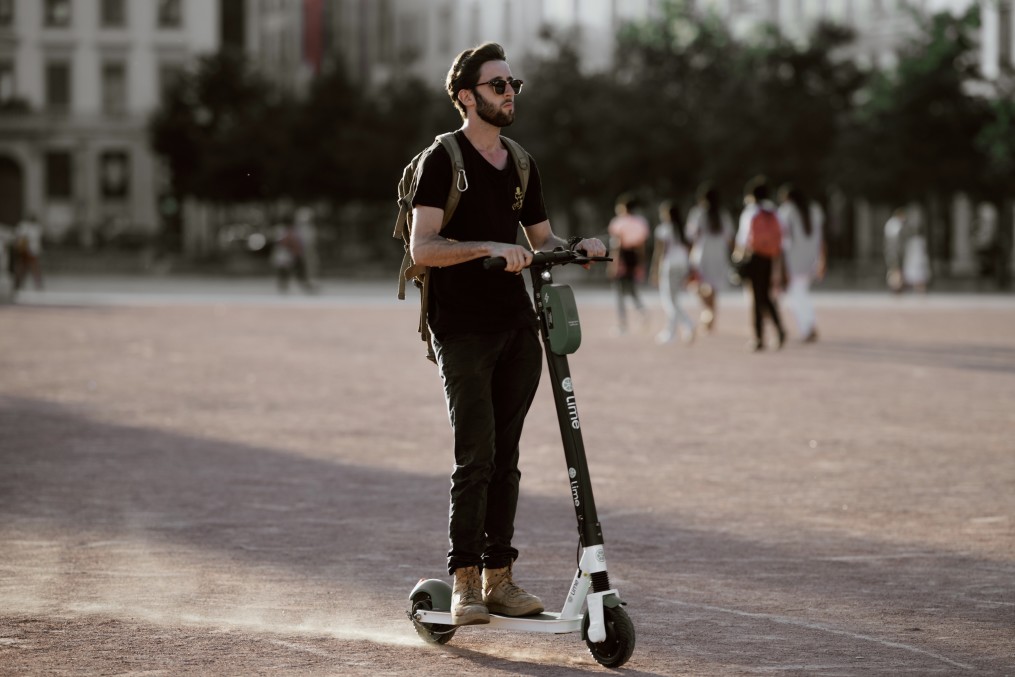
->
[734, 176, 787, 351]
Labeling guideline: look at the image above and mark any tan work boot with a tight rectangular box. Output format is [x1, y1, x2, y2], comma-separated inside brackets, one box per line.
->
[482, 563, 544, 617]
[451, 566, 490, 626]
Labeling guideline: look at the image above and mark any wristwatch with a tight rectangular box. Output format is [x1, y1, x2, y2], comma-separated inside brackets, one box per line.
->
[567, 235, 584, 250]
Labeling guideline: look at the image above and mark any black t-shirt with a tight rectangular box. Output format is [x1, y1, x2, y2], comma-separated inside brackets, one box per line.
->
[412, 130, 548, 335]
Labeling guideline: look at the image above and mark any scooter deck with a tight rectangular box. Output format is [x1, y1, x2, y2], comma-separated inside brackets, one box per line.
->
[415, 609, 583, 634]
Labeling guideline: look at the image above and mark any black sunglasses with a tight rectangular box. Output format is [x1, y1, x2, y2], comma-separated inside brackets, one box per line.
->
[474, 78, 524, 95]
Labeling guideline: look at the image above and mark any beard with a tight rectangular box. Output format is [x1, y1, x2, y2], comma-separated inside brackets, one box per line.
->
[475, 88, 514, 127]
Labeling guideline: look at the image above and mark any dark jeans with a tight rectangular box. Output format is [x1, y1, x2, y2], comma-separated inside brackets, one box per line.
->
[747, 255, 785, 343]
[431, 326, 542, 575]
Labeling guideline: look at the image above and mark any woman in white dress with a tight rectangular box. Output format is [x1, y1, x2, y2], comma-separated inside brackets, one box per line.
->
[777, 185, 825, 342]
[651, 201, 695, 344]
[685, 184, 734, 332]
[903, 223, 930, 292]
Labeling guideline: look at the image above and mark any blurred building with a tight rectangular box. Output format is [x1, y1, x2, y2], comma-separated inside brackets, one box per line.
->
[234, 0, 658, 94]
[0, 0, 218, 243]
[694, 0, 977, 69]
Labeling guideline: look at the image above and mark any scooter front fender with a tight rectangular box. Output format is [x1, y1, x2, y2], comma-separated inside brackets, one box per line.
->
[583, 590, 622, 643]
[409, 578, 452, 611]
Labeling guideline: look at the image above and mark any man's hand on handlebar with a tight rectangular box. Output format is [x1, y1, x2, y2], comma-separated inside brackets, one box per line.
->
[570, 237, 607, 259]
[487, 243, 533, 273]
[570, 237, 607, 269]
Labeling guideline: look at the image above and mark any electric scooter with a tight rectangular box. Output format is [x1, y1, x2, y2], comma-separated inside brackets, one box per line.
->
[407, 248, 635, 669]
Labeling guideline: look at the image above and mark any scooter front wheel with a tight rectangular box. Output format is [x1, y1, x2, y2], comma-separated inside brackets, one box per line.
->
[583, 605, 635, 668]
[409, 591, 457, 645]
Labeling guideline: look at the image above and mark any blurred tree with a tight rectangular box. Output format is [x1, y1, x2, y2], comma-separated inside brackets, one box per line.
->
[512, 30, 629, 226]
[976, 74, 1015, 199]
[747, 22, 865, 201]
[149, 51, 295, 204]
[975, 73, 1015, 287]
[528, 0, 864, 218]
[835, 6, 990, 259]
[290, 61, 453, 204]
[839, 7, 988, 200]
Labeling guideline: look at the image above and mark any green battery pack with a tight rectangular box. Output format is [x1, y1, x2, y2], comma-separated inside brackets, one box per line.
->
[541, 284, 582, 355]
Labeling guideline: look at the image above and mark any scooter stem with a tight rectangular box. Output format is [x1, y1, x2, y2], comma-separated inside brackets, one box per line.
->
[530, 263, 604, 548]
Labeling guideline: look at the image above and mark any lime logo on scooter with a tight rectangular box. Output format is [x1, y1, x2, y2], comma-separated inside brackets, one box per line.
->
[562, 378, 580, 429]
[566, 395, 580, 430]
[568, 467, 580, 507]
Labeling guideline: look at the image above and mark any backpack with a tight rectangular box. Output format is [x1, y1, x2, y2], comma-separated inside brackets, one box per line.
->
[393, 132, 531, 362]
[748, 208, 782, 258]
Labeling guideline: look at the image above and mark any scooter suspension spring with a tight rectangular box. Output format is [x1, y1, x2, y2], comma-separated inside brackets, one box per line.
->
[591, 571, 611, 593]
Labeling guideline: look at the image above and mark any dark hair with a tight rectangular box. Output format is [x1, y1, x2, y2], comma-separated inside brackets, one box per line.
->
[660, 200, 690, 248]
[696, 182, 723, 235]
[784, 184, 812, 237]
[745, 174, 769, 203]
[616, 192, 639, 212]
[446, 42, 507, 119]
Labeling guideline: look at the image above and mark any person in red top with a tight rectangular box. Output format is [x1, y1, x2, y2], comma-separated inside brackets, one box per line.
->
[607, 194, 651, 334]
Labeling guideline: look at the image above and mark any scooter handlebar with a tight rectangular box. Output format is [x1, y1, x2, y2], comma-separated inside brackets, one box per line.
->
[482, 248, 611, 271]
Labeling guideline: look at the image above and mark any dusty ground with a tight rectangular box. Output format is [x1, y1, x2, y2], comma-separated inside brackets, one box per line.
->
[1, 278, 1013, 676]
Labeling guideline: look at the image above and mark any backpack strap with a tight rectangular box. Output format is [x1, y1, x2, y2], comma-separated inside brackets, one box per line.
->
[394, 133, 465, 300]
[436, 132, 467, 218]
[501, 135, 530, 198]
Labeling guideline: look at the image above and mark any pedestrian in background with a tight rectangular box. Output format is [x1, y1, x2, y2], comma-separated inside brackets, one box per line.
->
[13, 214, 44, 291]
[650, 200, 695, 345]
[272, 217, 314, 294]
[607, 193, 650, 335]
[735, 176, 786, 351]
[883, 207, 906, 293]
[903, 222, 930, 293]
[294, 207, 320, 283]
[974, 202, 1000, 289]
[777, 185, 825, 343]
[685, 183, 734, 333]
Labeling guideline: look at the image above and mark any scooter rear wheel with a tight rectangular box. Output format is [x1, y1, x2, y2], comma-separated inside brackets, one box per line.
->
[583, 605, 635, 668]
[409, 591, 457, 645]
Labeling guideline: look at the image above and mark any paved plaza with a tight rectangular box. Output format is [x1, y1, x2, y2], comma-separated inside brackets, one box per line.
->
[1, 275, 1013, 675]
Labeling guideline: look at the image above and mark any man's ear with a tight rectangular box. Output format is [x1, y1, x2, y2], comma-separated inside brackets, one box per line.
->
[457, 88, 473, 109]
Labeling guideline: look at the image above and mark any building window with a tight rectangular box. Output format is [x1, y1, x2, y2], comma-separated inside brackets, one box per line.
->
[158, 0, 182, 29]
[102, 61, 126, 113]
[101, 0, 126, 28]
[44, 0, 71, 27]
[0, 0, 14, 27]
[45, 61, 71, 110]
[0, 60, 13, 103]
[100, 151, 129, 199]
[45, 152, 73, 199]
